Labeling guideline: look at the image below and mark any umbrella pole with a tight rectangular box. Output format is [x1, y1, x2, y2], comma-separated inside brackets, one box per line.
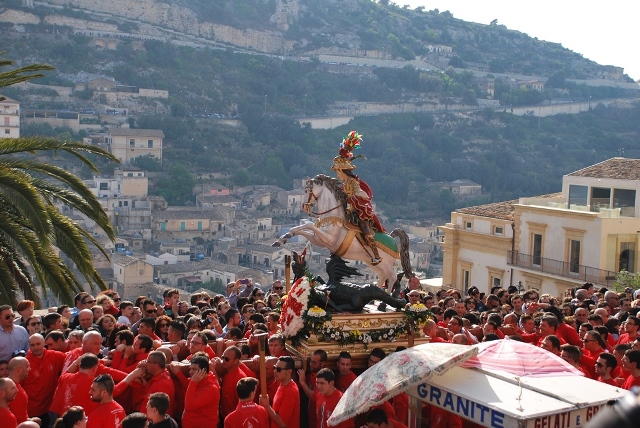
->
[285, 254, 292, 293]
[256, 332, 269, 399]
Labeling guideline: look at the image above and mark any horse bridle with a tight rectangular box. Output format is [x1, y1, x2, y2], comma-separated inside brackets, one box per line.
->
[303, 179, 342, 217]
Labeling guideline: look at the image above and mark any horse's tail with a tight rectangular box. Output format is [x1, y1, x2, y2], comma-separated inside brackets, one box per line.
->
[391, 228, 414, 279]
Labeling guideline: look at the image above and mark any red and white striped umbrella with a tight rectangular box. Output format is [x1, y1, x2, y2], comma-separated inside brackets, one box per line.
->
[327, 343, 477, 426]
[461, 338, 583, 377]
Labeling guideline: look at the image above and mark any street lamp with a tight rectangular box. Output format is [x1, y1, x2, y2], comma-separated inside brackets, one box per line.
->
[517, 281, 525, 293]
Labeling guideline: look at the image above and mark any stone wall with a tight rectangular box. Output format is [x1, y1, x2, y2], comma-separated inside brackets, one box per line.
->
[45, 0, 291, 54]
[44, 15, 119, 32]
[0, 9, 39, 25]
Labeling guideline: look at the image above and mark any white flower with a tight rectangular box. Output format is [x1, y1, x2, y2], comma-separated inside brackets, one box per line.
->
[383, 334, 388, 339]
[280, 278, 312, 338]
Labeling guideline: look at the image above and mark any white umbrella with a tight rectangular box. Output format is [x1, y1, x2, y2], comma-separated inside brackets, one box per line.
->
[327, 342, 478, 426]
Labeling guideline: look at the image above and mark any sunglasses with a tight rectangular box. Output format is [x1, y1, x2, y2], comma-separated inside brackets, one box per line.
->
[595, 362, 604, 367]
[246, 309, 256, 314]
[274, 366, 289, 372]
[223, 356, 232, 362]
[146, 309, 158, 314]
[3, 314, 13, 320]
[113, 298, 121, 302]
[94, 374, 111, 386]
[84, 300, 96, 305]
[273, 287, 283, 290]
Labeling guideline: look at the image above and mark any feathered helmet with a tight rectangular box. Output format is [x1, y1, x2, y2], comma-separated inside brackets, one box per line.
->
[331, 130, 365, 171]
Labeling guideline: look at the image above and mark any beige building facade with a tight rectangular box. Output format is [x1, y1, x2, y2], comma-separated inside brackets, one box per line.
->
[107, 128, 163, 164]
[0, 96, 20, 138]
[442, 158, 640, 298]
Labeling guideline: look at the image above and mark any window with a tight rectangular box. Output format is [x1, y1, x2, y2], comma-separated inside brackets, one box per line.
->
[493, 277, 501, 287]
[180, 221, 185, 231]
[569, 239, 581, 274]
[4, 129, 9, 134]
[99, 183, 109, 190]
[462, 270, 470, 294]
[464, 221, 472, 230]
[123, 201, 128, 206]
[160, 222, 166, 231]
[614, 188, 636, 217]
[591, 187, 611, 212]
[620, 242, 635, 272]
[532, 234, 542, 266]
[493, 226, 503, 236]
[148, 139, 153, 148]
[568, 185, 588, 208]
[129, 139, 135, 147]
[197, 221, 202, 231]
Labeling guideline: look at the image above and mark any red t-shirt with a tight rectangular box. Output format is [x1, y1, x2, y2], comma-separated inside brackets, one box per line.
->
[182, 373, 220, 428]
[50, 371, 98, 416]
[0, 407, 17, 428]
[113, 369, 176, 417]
[8, 383, 28, 423]
[622, 374, 640, 390]
[271, 381, 300, 428]
[87, 400, 126, 428]
[316, 388, 353, 428]
[598, 377, 618, 387]
[335, 371, 357, 393]
[224, 401, 269, 428]
[24, 349, 66, 416]
[220, 366, 247, 419]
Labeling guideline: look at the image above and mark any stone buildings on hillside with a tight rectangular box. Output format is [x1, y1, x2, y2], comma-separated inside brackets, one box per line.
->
[107, 128, 163, 164]
[441, 157, 640, 298]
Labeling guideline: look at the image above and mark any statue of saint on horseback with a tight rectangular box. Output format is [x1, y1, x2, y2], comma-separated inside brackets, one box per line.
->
[329, 131, 383, 265]
[273, 131, 413, 292]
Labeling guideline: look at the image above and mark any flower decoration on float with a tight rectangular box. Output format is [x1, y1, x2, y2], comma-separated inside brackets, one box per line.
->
[404, 302, 431, 328]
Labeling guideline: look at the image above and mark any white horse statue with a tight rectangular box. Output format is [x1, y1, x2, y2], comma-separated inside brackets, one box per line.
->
[272, 174, 413, 293]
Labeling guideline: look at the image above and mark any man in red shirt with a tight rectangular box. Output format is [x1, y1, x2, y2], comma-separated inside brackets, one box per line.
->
[113, 350, 176, 417]
[87, 374, 125, 428]
[111, 334, 152, 373]
[24, 333, 65, 426]
[314, 368, 354, 428]
[224, 377, 269, 428]
[618, 316, 640, 345]
[621, 349, 640, 390]
[335, 351, 357, 393]
[297, 350, 328, 428]
[260, 356, 300, 428]
[0, 381, 39, 428]
[365, 408, 408, 428]
[182, 355, 220, 428]
[50, 353, 101, 419]
[595, 353, 618, 386]
[7, 357, 36, 425]
[218, 346, 247, 420]
[44, 330, 69, 352]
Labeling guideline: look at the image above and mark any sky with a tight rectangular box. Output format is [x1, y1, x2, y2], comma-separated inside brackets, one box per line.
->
[402, 1, 639, 81]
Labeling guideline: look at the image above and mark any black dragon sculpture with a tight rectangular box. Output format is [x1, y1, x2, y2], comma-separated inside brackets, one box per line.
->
[291, 251, 406, 312]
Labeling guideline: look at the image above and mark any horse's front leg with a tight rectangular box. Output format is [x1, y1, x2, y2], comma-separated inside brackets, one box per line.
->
[294, 225, 336, 248]
[271, 223, 314, 247]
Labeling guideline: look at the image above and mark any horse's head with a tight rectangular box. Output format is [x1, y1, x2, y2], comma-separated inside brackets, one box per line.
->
[302, 177, 319, 214]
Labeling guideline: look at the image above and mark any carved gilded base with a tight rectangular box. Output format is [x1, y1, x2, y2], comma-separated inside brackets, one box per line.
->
[286, 305, 430, 370]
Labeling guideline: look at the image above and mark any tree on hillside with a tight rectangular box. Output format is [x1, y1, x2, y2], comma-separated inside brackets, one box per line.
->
[0, 54, 119, 307]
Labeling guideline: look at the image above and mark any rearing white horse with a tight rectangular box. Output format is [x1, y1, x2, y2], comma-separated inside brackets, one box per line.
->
[273, 174, 413, 292]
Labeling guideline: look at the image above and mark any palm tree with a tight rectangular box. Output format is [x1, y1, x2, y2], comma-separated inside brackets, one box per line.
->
[0, 53, 119, 307]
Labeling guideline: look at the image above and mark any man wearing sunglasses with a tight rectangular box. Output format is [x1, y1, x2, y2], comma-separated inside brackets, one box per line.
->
[218, 346, 247, 421]
[0, 305, 28, 362]
[260, 356, 300, 428]
[87, 374, 125, 428]
[270, 281, 285, 298]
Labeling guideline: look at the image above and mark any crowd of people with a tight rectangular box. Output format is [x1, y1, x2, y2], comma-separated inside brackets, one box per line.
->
[1, 276, 639, 428]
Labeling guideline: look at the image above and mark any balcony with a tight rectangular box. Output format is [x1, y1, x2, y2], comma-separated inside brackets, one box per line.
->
[507, 250, 617, 286]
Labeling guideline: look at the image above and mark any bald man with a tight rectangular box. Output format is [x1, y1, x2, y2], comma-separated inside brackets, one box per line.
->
[0, 377, 39, 428]
[7, 357, 37, 425]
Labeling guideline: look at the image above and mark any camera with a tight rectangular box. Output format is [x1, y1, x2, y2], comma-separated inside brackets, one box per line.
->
[240, 278, 250, 285]
[199, 316, 214, 329]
